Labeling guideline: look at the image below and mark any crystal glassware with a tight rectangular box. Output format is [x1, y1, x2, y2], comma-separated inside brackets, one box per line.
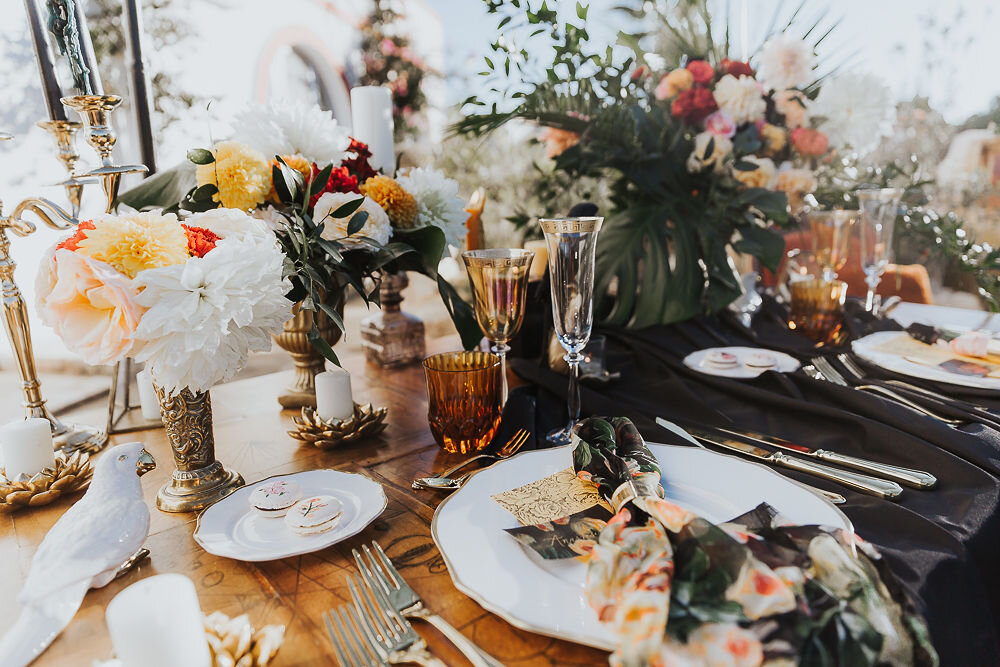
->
[461, 249, 535, 404]
[856, 188, 903, 315]
[423, 351, 503, 454]
[806, 210, 858, 282]
[789, 278, 848, 343]
[539, 217, 603, 445]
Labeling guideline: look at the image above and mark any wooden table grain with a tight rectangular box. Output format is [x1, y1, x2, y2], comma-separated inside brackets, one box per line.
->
[0, 340, 608, 666]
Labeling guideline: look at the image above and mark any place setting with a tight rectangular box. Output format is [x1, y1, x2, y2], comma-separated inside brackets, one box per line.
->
[3, 0, 1000, 665]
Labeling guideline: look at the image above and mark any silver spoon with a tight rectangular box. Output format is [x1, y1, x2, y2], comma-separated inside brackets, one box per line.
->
[411, 472, 473, 491]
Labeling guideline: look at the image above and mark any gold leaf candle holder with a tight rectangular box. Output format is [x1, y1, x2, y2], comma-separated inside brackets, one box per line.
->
[203, 611, 284, 667]
[0, 451, 93, 513]
[289, 404, 388, 449]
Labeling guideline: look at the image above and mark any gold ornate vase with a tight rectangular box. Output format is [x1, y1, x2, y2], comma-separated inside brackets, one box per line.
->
[154, 386, 244, 513]
[272, 290, 346, 409]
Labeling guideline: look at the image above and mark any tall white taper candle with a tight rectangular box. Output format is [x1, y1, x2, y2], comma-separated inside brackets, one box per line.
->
[136, 369, 161, 421]
[350, 86, 395, 176]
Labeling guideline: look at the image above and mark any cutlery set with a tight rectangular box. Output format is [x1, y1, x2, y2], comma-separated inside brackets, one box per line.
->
[325, 540, 502, 666]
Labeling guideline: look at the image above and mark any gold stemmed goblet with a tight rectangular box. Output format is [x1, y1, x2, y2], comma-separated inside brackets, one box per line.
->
[461, 249, 535, 405]
[806, 209, 858, 283]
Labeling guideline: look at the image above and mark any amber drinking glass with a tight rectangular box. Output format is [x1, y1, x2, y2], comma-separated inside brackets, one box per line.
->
[461, 249, 535, 405]
[807, 210, 858, 282]
[423, 351, 503, 454]
[789, 279, 848, 343]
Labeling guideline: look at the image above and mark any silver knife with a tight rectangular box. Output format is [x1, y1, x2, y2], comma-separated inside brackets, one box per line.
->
[686, 429, 904, 499]
[654, 418, 846, 504]
[712, 426, 937, 489]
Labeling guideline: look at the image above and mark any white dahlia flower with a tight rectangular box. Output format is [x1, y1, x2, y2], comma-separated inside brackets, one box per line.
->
[395, 167, 468, 250]
[756, 34, 816, 91]
[231, 101, 350, 165]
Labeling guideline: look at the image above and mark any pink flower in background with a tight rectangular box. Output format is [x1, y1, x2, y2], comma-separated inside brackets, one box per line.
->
[654, 68, 694, 100]
[380, 38, 396, 56]
[704, 110, 736, 138]
[774, 89, 809, 129]
[36, 249, 145, 366]
[790, 127, 829, 156]
[630, 65, 649, 82]
[686, 59, 715, 85]
[539, 127, 581, 158]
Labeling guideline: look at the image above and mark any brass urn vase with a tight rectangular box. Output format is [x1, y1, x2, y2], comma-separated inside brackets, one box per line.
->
[272, 289, 347, 409]
[154, 386, 243, 513]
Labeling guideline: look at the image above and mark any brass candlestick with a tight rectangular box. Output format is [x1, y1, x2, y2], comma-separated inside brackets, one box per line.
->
[0, 183, 108, 455]
[61, 94, 147, 213]
[36, 120, 94, 218]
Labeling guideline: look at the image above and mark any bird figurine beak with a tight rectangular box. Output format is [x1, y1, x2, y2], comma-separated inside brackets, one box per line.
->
[136, 450, 156, 477]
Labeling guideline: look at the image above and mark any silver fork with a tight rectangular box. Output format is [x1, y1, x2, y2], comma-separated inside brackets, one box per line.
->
[325, 603, 382, 666]
[412, 428, 529, 490]
[349, 573, 446, 667]
[810, 357, 963, 426]
[354, 542, 504, 667]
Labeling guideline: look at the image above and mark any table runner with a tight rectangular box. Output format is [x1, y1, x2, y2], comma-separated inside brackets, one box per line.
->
[499, 310, 1000, 665]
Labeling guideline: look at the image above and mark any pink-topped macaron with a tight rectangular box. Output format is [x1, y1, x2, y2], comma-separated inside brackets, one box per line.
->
[285, 495, 344, 535]
[705, 350, 739, 368]
[744, 352, 777, 369]
[248, 479, 302, 518]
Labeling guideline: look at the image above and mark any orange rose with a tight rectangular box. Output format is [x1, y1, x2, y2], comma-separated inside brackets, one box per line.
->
[790, 127, 829, 156]
[539, 127, 580, 158]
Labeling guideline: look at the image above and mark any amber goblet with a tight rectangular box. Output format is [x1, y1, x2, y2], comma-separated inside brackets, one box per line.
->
[789, 279, 848, 343]
[423, 351, 503, 454]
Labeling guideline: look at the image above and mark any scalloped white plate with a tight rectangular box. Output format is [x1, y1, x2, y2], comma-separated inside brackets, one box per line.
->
[853, 330, 1000, 390]
[194, 469, 386, 562]
[432, 443, 850, 650]
[683, 346, 800, 378]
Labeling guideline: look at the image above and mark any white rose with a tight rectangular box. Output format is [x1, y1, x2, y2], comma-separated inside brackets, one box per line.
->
[312, 192, 392, 246]
[686, 132, 733, 174]
[713, 74, 766, 125]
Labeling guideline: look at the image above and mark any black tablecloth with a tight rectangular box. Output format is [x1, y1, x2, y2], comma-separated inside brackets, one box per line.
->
[489, 308, 1000, 665]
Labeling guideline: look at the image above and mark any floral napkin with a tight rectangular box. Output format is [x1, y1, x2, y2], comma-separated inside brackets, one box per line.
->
[568, 416, 938, 667]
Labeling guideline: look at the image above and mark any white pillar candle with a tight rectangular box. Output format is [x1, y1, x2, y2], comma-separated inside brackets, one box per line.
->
[524, 239, 548, 282]
[136, 369, 161, 421]
[351, 86, 395, 176]
[315, 369, 354, 421]
[0, 418, 55, 480]
[106, 574, 211, 667]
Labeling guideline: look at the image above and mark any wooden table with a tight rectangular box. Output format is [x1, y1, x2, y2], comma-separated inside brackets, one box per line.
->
[0, 340, 607, 666]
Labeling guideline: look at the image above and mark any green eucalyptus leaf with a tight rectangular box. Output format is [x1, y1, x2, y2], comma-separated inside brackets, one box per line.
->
[346, 210, 369, 236]
[330, 197, 365, 220]
[186, 148, 215, 165]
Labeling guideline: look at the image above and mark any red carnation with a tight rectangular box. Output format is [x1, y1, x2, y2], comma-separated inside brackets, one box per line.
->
[720, 58, 754, 78]
[686, 60, 715, 85]
[671, 87, 719, 124]
[309, 165, 360, 209]
[342, 138, 378, 182]
[56, 220, 95, 252]
[182, 224, 220, 258]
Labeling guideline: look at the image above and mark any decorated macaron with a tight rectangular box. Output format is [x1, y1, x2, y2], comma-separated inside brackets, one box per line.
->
[285, 495, 344, 536]
[704, 350, 739, 368]
[744, 352, 777, 369]
[248, 480, 302, 518]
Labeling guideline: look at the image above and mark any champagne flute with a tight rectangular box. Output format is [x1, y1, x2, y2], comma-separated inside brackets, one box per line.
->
[807, 210, 858, 282]
[539, 217, 603, 445]
[856, 188, 902, 315]
[461, 249, 535, 405]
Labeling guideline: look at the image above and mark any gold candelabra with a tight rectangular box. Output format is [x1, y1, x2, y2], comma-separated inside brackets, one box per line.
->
[36, 119, 93, 218]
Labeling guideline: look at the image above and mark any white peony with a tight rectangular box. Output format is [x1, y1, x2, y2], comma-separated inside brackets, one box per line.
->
[713, 75, 766, 125]
[756, 34, 816, 91]
[185, 207, 272, 240]
[231, 101, 350, 165]
[131, 227, 293, 396]
[686, 132, 733, 174]
[395, 167, 468, 250]
[312, 192, 392, 246]
[811, 73, 892, 154]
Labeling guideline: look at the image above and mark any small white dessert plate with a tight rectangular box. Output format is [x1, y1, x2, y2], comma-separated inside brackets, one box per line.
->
[683, 346, 800, 379]
[194, 469, 386, 561]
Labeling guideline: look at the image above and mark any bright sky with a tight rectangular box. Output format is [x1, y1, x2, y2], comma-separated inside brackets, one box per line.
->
[423, 0, 1000, 124]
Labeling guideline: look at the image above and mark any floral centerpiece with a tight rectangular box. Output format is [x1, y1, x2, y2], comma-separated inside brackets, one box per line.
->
[36, 207, 290, 510]
[455, 2, 853, 326]
[119, 102, 480, 376]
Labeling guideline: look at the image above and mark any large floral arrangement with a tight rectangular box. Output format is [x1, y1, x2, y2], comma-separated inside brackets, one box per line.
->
[119, 102, 479, 360]
[456, 2, 859, 326]
[36, 208, 292, 395]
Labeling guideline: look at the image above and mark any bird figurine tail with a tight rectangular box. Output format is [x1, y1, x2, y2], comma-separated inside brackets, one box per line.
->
[0, 579, 90, 667]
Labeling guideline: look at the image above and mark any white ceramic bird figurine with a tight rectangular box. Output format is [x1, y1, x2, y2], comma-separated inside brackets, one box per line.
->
[0, 441, 155, 667]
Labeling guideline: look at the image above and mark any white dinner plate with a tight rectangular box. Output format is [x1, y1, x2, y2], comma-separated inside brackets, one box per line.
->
[683, 346, 800, 378]
[853, 330, 1000, 391]
[432, 443, 850, 650]
[194, 469, 387, 562]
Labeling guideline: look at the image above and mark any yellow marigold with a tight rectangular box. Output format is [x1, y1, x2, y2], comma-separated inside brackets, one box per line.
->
[759, 123, 787, 157]
[267, 153, 314, 203]
[77, 211, 189, 278]
[360, 175, 418, 228]
[196, 141, 271, 211]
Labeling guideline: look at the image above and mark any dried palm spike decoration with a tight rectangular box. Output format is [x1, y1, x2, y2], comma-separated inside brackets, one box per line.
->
[203, 611, 284, 667]
[0, 451, 93, 513]
[289, 404, 388, 449]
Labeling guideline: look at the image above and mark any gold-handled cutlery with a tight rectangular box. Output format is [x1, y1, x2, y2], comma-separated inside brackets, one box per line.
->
[325, 573, 446, 666]
[354, 542, 504, 667]
[412, 428, 529, 491]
